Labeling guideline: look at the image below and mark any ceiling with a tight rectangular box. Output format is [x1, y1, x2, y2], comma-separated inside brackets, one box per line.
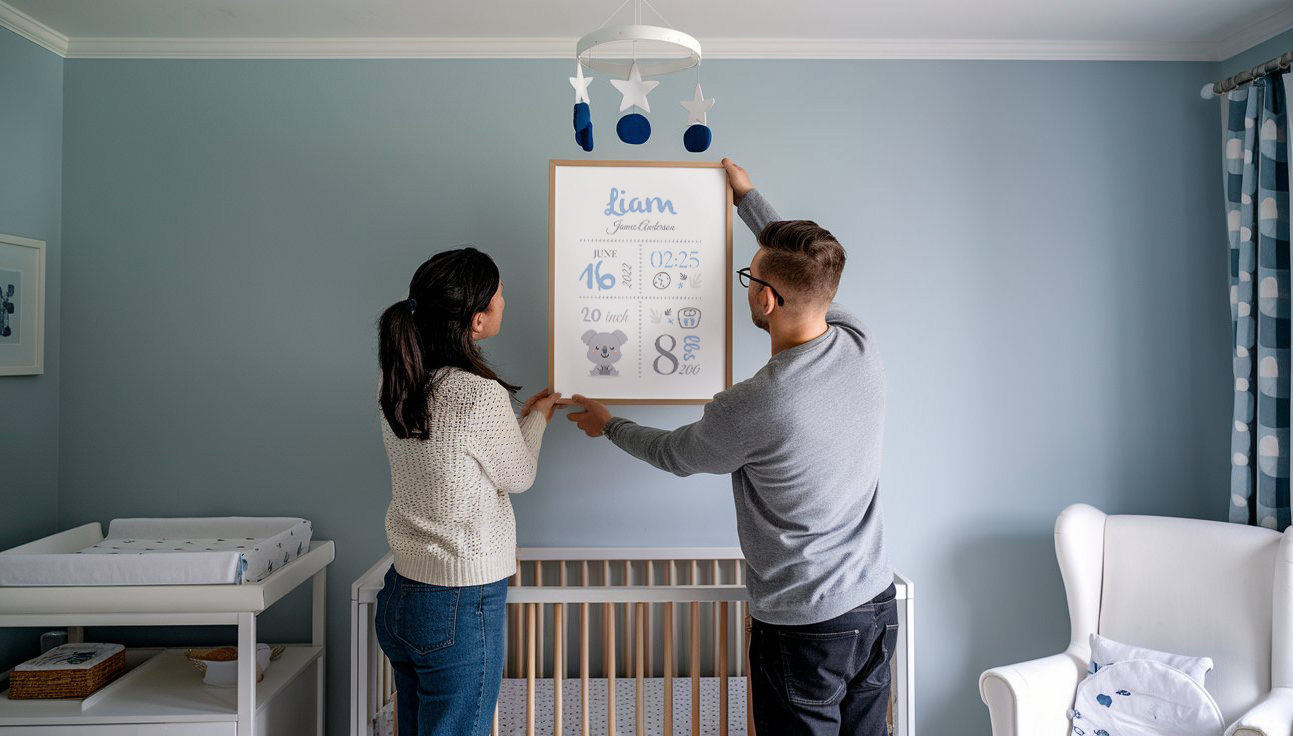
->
[1, 0, 1290, 60]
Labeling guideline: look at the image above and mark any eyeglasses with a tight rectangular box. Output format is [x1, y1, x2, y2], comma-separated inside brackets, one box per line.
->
[737, 267, 785, 306]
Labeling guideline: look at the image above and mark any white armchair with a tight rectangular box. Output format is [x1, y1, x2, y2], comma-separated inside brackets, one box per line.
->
[979, 504, 1293, 736]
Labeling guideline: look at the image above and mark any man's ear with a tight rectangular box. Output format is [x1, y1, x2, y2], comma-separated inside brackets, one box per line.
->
[759, 285, 778, 317]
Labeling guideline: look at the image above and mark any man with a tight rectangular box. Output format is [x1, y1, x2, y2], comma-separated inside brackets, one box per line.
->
[566, 158, 894, 735]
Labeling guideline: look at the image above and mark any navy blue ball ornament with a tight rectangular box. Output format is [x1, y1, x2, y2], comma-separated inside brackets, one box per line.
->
[683, 123, 712, 153]
[617, 113, 651, 145]
[573, 102, 594, 152]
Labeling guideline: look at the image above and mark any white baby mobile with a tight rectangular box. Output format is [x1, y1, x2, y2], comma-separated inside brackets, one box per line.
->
[568, 0, 713, 153]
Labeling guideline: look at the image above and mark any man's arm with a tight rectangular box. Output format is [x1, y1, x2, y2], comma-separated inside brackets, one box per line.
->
[567, 393, 750, 477]
[721, 158, 782, 237]
[737, 188, 781, 238]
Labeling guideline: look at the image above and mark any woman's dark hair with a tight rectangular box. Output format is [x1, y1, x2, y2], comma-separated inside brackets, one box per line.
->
[379, 247, 519, 439]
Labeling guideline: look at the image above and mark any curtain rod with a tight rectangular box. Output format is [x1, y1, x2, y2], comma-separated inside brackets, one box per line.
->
[1200, 48, 1291, 99]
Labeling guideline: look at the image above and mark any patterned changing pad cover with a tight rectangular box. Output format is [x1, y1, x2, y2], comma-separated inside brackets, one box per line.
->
[0, 517, 312, 586]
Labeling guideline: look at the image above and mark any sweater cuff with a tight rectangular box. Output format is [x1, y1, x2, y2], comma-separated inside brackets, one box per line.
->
[604, 417, 633, 440]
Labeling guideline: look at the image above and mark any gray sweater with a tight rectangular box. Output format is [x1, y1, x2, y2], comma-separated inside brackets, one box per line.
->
[604, 189, 891, 626]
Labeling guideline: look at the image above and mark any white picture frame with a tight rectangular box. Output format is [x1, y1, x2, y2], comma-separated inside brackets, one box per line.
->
[549, 160, 733, 404]
[0, 233, 46, 376]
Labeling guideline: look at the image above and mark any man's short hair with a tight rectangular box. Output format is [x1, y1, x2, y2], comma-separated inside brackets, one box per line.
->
[757, 220, 846, 306]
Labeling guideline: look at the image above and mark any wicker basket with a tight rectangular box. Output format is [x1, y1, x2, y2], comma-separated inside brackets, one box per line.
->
[9, 645, 126, 700]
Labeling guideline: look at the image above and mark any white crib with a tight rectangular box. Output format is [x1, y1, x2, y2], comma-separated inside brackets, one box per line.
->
[350, 549, 914, 736]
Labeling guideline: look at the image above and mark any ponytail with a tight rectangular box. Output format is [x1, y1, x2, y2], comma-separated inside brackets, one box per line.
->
[379, 299, 430, 439]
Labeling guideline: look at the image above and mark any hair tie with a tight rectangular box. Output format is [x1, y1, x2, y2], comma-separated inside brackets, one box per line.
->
[407, 298, 417, 314]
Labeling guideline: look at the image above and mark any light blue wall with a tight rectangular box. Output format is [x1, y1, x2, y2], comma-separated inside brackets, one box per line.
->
[0, 26, 61, 673]
[57, 56, 1231, 734]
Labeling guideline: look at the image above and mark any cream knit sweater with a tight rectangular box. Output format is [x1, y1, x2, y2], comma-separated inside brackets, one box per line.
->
[381, 368, 547, 586]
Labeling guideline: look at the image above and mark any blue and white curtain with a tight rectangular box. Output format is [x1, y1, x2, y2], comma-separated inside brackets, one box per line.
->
[1228, 73, 1292, 532]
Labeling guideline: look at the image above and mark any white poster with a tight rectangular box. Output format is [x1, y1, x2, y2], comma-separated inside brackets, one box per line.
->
[550, 161, 732, 403]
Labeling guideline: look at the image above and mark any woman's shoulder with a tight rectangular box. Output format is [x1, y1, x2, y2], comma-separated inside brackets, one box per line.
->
[437, 368, 508, 400]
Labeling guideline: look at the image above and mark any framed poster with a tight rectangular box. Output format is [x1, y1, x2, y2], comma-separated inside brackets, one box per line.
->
[549, 160, 732, 404]
[0, 233, 45, 376]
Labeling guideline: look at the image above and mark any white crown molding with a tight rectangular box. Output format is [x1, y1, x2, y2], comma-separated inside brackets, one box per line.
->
[1210, 7, 1293, 62]
[0, 1, 68, 56]
[64, 36, 575, 59]
[0, 0, 1283, 63]
[60, 35, 1225, 61]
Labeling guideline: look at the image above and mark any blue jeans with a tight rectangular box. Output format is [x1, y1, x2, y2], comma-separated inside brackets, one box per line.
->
[750, 583, 899, 736]
[374, 567, 508, 736]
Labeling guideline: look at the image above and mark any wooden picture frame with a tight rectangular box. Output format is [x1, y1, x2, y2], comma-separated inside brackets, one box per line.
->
[549, 160, 733, 404]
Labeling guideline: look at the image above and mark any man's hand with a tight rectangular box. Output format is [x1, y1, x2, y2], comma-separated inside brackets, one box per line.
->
[721, 158, 753, 205]
[566, 394, 613, 437]
[521, 388, 564, 421]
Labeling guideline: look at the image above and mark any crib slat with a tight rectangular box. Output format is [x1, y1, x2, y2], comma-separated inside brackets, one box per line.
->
[605, 601, 617, 736]
[712, 560, 721, 676]
[646, 561, 655, 677]
[623, 561, 633, 677]
[536, 561, 545, 679]
[691, 601, 700, 736]
[663, 603, 674, 736]
[581, 602, 591, 736]
[554, 603, 564, 736]
[636, 602, 645, 736]
[527, 603, 537, 736]
[719, 601, 729, 736]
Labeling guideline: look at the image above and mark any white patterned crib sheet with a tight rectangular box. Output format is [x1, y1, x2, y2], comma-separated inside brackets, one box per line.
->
[375, 677, 747, 736]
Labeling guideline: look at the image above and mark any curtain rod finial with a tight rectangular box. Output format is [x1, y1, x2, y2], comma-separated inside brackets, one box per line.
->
[1200, 83, 1217, 100]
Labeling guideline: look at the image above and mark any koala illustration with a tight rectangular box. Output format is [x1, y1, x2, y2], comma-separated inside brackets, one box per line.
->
[582, 329, 628, 377]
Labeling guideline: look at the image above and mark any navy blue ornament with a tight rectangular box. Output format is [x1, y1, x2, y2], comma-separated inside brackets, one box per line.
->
[617, 113, 651, 145]
[683, 123, 712, 153]
[573, 102, 594, 152]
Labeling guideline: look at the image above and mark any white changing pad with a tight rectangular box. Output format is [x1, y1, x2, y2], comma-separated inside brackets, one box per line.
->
[0, 517, 313, 586]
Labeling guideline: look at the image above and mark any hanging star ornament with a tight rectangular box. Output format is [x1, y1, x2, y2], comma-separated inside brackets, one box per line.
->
[569, 62, 594, 104]
[679, 82, 714, 125]
[610, 62, 659, 113]
[569, 62, 594, 152]
[681, 82, 714, 153]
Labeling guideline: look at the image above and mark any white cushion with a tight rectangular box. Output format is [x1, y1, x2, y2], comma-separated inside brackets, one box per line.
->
[1071, 659, 1224, 736]
[1089, 633, 1213, 686]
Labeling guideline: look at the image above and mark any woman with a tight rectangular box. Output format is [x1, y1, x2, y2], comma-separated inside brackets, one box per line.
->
[375, 247, 561, 736]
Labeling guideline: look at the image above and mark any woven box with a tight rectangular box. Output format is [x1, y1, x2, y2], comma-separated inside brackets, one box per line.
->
[9, 643, 126, 700]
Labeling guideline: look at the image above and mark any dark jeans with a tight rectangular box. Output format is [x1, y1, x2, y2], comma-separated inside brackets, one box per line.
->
[750, 584, 899, 736]
[374, 566, 508, 736]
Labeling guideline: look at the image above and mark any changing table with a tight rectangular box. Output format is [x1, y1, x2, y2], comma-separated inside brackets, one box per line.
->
[0, 522, 334, 736]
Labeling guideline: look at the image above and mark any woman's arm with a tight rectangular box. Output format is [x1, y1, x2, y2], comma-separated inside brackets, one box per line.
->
[467, 381, 547, 494]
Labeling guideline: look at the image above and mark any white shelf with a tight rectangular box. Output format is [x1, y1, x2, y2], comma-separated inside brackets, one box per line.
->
[0, 646, 321, 726]
[0, 541, 335, 627]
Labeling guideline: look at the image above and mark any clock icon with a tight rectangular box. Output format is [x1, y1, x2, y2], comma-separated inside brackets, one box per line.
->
[652, 272, 671, 290]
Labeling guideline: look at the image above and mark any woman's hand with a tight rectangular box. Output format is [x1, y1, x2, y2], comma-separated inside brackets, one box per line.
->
[521, 388, 564, 421]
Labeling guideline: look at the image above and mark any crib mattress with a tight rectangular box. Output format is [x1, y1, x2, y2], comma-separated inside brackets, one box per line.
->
[0, 517, 313, 586]
[376, 677, 747, 736]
